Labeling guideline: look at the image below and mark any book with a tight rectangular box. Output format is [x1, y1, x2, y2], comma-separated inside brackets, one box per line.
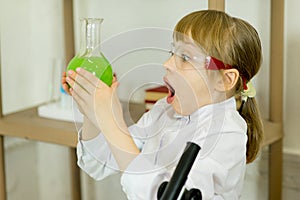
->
[145, 85, 168, 101]
[145, 85, 168, 111]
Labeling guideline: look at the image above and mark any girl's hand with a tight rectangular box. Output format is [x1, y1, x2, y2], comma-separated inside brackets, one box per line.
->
[66, 68, 126, 133]
[61, 71, 117, 96]
[67, 68, 139, 170]
[61, 71, 71, 95]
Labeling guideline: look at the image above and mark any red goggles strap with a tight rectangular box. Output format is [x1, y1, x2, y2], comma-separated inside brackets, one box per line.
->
[206, 57, 233, 70]
[206, 56, 248, 90]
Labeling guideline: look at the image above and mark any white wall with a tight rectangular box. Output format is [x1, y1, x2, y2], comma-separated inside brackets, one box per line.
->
[283, 0, 300, 155]
[1, 1, 72, 199]
[0, 0, 65, 114]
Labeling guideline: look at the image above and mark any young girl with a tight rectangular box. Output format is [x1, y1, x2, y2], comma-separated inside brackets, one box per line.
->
[63, 10, 263, 199]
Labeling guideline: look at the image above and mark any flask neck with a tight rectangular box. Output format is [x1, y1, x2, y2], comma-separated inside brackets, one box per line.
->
[79, 18, 103, 56]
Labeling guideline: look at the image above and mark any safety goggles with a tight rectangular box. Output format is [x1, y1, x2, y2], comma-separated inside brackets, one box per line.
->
[169, 42, 233, 71]
[169, 41, 249, 90]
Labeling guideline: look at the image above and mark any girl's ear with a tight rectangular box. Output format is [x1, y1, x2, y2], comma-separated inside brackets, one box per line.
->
[215, 69, 240, 92]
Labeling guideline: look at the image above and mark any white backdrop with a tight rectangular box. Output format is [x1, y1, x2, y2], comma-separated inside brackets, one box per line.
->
[0, 0, 65, 114]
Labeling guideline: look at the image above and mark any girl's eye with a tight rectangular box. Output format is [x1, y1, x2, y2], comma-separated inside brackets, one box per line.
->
[181, 54, 190, 62]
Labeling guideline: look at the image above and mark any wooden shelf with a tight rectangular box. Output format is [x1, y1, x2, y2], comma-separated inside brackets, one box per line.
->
[0, 101, 146, 148]
[262, 119, 283, 147]
[0, 107, 80, 200]
[0, 107, 78, 147]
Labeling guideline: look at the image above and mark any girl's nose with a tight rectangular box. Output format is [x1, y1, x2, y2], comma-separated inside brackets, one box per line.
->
[163, 56, 176, 71]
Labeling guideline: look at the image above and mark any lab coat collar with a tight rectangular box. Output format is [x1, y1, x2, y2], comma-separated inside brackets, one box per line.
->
[173, 97, 236, 122]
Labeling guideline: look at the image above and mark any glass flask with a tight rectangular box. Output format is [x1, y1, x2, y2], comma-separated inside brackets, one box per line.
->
[67, 18, 113, 86]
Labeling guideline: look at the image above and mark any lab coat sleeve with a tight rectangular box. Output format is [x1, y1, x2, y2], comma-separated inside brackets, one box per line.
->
[76, 131, 120, 180]
[120, 155, 171, 200]
[76, 100, 166, 181]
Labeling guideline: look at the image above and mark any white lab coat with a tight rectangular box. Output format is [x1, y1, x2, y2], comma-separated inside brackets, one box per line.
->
[77, 97, 247, 200]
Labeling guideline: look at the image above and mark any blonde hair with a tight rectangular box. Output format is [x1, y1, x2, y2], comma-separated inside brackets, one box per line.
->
[175, 10, 263, 163]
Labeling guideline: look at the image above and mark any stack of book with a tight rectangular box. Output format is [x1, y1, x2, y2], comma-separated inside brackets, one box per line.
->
[144, 85, 168, 111]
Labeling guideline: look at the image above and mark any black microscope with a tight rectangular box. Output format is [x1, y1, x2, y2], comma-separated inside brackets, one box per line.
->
[157, 142, 202, 200]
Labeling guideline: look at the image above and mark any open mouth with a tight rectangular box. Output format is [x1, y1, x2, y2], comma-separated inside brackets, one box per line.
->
[164, 77, 175, 104]
[166, 82, 175, 97]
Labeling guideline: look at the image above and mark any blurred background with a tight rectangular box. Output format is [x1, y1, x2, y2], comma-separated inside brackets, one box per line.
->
[0, 0, 299, 199]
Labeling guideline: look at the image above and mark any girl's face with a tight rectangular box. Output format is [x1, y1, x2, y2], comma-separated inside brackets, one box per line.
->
[163, 41, 219, 115]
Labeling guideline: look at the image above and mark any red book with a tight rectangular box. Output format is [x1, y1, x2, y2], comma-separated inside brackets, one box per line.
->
[145, 86, 168, 111]
[145, 86, 168, 101]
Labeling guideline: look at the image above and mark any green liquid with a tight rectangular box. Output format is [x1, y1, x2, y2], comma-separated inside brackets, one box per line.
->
[67, 55, 113, 86]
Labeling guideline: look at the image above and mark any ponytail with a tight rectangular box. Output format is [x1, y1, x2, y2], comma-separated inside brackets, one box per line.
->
[238, 97, 264, 163]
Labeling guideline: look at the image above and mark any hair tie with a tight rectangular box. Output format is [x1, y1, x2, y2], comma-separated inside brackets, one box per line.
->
[241, 81, 256, 102]
[242, 77, 248, 90]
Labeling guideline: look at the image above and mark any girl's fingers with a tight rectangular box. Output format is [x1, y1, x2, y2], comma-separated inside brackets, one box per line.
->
[61, 72, 72, 95]
[66, 75, 90, 101]
[112, 73, 117, 83]
[62, 83, 71, 95]
[61, 72, 66, 83]
[76, 68, 99, 88]
[62, 72, 68, 86]
[68, 70, 95, 94]
[67, 68, 115, 98]
[111, 81, 120, 90]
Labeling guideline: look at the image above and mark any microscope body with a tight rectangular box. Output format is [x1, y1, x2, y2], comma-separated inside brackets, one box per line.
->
[157, 142, 202, 200]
